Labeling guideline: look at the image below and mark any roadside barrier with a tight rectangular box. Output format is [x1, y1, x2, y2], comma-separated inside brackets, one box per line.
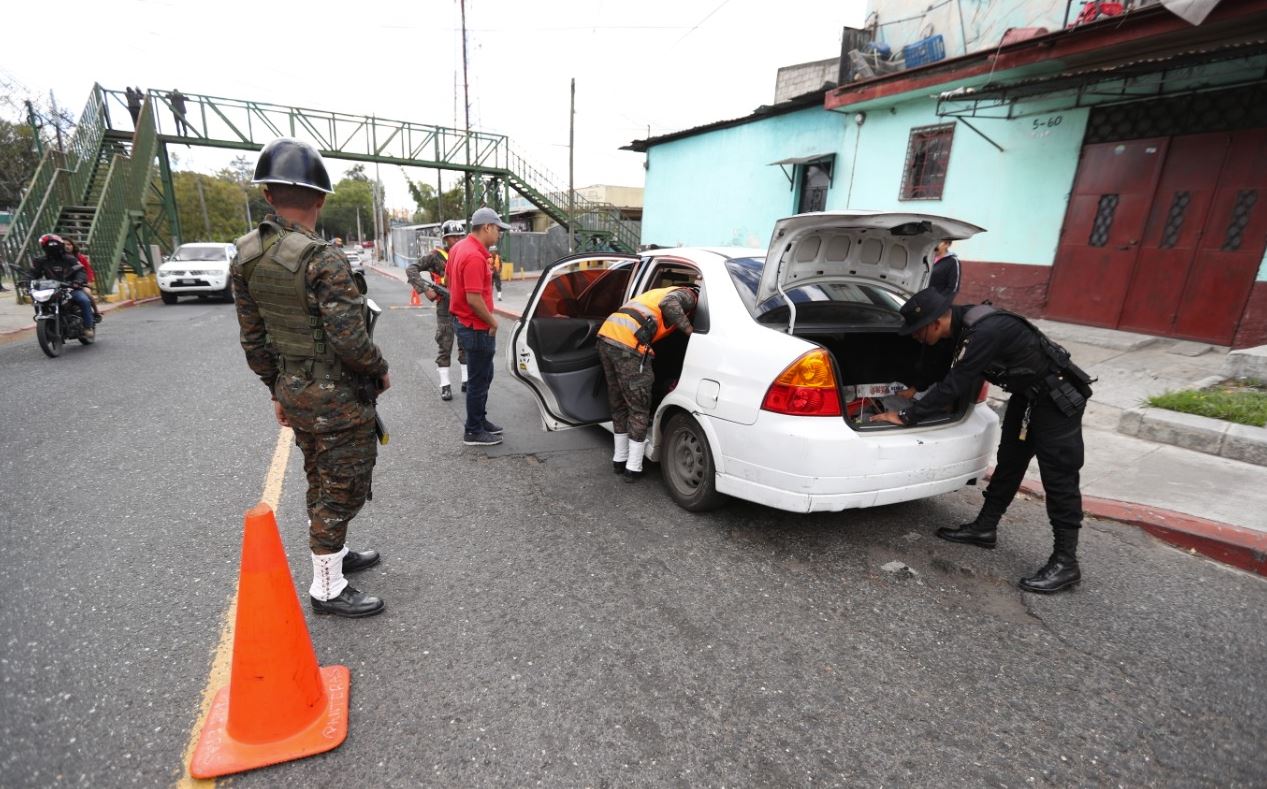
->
[189, 503, 350, 779]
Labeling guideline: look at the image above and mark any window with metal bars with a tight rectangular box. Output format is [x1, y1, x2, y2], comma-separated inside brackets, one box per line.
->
[900, 124, 954, 200]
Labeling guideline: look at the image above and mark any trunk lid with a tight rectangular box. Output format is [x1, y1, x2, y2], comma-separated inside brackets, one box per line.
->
[756, 211, 985, 306]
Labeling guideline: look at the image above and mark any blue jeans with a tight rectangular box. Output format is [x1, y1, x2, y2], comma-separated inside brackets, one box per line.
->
[70, 289, 94, 329]
[453, 318, 496, 434]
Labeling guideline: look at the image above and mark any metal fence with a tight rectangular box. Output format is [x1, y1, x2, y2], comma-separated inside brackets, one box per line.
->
[386, 227, 570, 273]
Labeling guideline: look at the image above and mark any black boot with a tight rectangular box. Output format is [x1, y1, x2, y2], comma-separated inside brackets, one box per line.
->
[613, 461, 626, 474]
[1019, 528, 1081, 593]
[440, 384, 452, 401]
[935, 519, 997, 549]
[342, 548, 380, 573]
[622, 468, 643, 483]
[311, 586, 385, 618]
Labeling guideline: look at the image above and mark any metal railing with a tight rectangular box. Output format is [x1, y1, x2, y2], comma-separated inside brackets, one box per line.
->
[86, 96, 160, 285]
[2, 149, 66, 272]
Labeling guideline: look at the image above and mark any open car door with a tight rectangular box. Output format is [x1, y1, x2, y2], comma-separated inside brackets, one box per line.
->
[508, 253, 639, 430]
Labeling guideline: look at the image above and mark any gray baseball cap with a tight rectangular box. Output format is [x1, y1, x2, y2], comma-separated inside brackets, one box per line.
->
[470, 206, 511, 230]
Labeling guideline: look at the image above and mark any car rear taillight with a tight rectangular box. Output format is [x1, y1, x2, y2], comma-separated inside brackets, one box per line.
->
[976, 381, 990, 403]
[761, 349, 842, 417]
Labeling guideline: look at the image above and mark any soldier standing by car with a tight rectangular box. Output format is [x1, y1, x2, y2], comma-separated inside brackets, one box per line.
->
[406, 220, 467, 401]
[231, 137, 390, 619]
[871, 287, 1094, 594]
[596, 285, 698, 482]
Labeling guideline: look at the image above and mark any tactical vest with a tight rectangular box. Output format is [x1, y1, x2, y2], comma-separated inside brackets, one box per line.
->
[597, 287, 681, 355]
[236, 221, 339, 376]
[962, 305, 1094, 404]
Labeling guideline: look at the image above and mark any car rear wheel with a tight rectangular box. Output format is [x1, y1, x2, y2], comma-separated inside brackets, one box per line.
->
[160, 291, 178, 305]
[661, 412, 727, 512]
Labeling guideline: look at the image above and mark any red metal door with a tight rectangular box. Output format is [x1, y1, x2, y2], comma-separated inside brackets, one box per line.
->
[1117, 133, 1230, 335]
[1172, 128, 1267, 345]
[1046, 138, 1169, 327]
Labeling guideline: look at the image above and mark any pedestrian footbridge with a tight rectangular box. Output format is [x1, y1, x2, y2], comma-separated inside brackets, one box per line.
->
[3, 84, 640, 295]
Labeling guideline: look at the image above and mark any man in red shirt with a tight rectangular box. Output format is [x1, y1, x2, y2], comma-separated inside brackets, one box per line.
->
[449, 206, 511, 445]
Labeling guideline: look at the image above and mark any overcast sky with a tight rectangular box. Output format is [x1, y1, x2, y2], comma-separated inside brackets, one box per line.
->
[3, 0, 864, 211]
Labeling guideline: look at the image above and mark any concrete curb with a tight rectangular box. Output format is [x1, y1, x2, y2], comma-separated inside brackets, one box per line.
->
[1010, 476, 1267, 578]
[0, 296, 159, 339]
[1118, 405, 1267, 467]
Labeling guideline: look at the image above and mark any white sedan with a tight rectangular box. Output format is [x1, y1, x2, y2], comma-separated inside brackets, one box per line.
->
[508, 211, 1000, 513]
[157, 242, 236, 304]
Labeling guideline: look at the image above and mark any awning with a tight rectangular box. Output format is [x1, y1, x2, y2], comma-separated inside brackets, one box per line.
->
[769, 153, 836, 187]
[936, 38, 1267, 120]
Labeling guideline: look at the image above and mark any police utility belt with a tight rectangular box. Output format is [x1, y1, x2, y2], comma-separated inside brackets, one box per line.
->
[965, 306, 1095, 418]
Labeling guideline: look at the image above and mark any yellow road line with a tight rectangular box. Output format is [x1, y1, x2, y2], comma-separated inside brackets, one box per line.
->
[175, 426, 293, 788]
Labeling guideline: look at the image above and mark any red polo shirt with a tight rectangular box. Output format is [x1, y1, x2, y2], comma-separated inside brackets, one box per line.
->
[447, 234, 494, 330]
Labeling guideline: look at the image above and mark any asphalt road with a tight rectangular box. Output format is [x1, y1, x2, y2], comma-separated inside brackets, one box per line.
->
[1, 273, 1264, 787]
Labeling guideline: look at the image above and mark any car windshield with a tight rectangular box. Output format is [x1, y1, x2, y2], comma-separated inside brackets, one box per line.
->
[173, 246, 228, 262]
[725, 256, 904, 327]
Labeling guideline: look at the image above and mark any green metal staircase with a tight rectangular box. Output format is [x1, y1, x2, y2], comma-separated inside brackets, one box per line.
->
[2, 84, 161, 296]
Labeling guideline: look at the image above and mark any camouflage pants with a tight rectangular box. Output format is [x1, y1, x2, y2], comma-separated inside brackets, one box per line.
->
[598, 340, 653, 441]
[293, 421, 378, 553]
[434, 307, 467, 368]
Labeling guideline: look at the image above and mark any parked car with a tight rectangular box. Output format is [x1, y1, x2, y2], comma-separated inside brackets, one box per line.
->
[157, 243, 236, 304]
[343, 247, 366, 292]
[508, 211, 1000, 513]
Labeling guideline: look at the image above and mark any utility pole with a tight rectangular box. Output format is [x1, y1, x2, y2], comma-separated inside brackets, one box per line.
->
[568, 77, 575, 254]
[195, 175, 212, 238]
[49, 90, 65, 152]
[460, 0, 472, 220]
[243, 190, 253, 233]
[25, 100, 44, 157]
[356, 205, 363, 245]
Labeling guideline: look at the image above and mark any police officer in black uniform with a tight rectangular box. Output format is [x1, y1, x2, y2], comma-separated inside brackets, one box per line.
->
[872, 287, 1094, 594]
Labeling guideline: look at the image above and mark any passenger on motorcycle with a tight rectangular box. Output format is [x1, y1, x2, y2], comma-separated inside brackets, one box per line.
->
[32, 234, 95, 337]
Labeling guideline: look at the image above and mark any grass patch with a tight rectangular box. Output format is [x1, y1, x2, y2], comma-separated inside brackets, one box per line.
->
[1147, 379, 1267, 427]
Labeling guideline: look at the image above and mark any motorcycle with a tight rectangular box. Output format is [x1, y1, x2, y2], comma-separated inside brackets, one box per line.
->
[28, 278, 96, 357]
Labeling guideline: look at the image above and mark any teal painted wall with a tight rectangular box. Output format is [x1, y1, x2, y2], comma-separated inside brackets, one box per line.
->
[835, 95, 1089, 268]
[641, 107, 845, 249]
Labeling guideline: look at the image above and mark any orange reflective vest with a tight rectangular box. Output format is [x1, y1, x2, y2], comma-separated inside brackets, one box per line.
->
[597, 287, 680, 355]
[432, 248, 449, 286]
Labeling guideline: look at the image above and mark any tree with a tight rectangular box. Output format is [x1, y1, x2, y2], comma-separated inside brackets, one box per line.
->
[401, 169, 466, 224]
[173, 171, 253, 242]
[0, 119, 42, 209]
[318, 178, 376, 242]
[344, 163, 370, 182]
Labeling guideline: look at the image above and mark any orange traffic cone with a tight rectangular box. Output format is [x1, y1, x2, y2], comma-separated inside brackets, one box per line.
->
[189, 503, 349, 779]
[409, 288, 421, 306]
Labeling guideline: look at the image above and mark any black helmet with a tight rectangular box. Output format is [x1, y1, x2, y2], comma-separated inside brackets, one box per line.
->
[39, 233, 65, 254]
[252, 138, 333, 194]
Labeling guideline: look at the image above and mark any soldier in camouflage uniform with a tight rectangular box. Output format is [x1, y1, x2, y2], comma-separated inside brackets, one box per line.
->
[406, 220, 467, 401]
[596, 285, 698, 482]
[231, 138, 390, 619]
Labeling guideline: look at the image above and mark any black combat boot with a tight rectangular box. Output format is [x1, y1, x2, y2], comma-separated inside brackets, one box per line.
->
[613, 461, 626, 474]
[440, 384, 452, 401]
[342, 548, 380, 573]
[311, 586, 385, 618]
[622, 468, 644, 483]
[935, 519, 997, 549]
[1019, 528, 1081, 593]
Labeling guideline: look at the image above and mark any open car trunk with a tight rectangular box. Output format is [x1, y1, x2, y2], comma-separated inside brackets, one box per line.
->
[774, 319, 972, 430]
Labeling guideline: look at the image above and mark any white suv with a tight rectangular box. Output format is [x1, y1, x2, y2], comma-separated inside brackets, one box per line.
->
[157, 243, 236, 304]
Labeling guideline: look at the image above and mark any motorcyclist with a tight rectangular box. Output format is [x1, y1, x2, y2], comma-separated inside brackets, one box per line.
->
[31, 234, 95, 338]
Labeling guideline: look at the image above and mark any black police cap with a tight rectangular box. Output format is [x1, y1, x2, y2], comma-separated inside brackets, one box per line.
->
[252, 138, 333, 194]
[898, 287, 954, 336]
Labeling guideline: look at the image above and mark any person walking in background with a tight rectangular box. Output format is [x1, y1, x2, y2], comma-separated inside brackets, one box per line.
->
[489, 244, 504, 301]
[125, 87, 143, 125]
[929, 238, 961, 298]
[167, 89, 189, 135]
[449, 207, 511, 446]
[406, 220, 468, 401]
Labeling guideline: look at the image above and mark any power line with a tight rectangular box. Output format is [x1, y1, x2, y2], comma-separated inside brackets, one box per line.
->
[673, 0, 736, 45]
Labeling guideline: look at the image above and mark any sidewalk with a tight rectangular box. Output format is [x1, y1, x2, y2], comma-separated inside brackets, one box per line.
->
[375, 261, 1267, 576]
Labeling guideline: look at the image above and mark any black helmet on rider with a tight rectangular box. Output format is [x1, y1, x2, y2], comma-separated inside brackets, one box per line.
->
[39, 234, 66, 255]
[252, 138, 334, 194]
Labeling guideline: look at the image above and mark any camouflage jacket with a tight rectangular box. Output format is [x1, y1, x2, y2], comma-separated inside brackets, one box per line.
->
[231, 214, 389, 433]
[405, 247, 453, 316]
